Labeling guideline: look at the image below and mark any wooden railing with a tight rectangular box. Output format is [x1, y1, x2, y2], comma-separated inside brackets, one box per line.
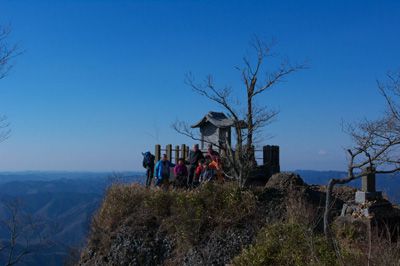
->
[154, 144, 190, 164]
[153, 144, 280, 170]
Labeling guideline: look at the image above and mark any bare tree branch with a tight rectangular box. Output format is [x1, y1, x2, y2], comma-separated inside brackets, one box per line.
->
[324, 71, 400, 243]
[0, 198, 52, 266]
[0, 115, 11, 143]
[238, 37, 306, 153]
[0, 24, 19, 144]
[0, 25, 19, 80]
[175, 37, 304, 187]
[185, 73, 240, 122]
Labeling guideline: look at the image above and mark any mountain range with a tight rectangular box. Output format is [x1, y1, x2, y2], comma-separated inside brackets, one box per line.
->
[0, 170, 398, 265]
[295, 170, 400, 203]
[0, 172, 143, 266]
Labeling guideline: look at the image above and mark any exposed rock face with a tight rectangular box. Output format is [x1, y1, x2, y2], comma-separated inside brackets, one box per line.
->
[182, 225, 256, 266]
[79, 173, 356, 266]
[265, 172, 306, 190]
[336, 198, 400, 242]
[80, 226, 173, 266]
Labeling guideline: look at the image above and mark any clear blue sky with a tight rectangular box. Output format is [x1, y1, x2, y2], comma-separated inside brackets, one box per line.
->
[0, 0, 399, 171]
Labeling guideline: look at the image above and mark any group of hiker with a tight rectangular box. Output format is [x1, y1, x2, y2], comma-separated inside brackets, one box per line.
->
[142, 144, 223, 189]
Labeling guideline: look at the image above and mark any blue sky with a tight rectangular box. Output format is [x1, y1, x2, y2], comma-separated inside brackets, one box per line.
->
[0, 0, 399, 171]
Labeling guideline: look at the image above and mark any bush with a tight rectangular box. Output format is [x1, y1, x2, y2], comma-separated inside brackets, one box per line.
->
[233, 223, 337, 266]
[88, 182, 257, 257]
[82, 180, 400, 266]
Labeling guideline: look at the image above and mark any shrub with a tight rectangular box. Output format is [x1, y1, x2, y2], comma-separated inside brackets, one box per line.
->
[233, 223, 337, 266]
[87, 182, 258, 257]
[95, 184, 148, 230]
[83, 181, 400, 265]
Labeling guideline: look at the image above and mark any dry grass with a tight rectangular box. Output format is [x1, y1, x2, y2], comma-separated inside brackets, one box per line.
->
[334, 221, 400, 266]
[233, 221, 400, 266]
[285, 187, 322, 228]
[83, 182, 400, 265]
[233, 223, 337, 266]
[87, 182, 257, 257]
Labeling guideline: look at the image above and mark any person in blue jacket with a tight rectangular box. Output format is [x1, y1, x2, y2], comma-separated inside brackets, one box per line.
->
[155, 154, 175, 189]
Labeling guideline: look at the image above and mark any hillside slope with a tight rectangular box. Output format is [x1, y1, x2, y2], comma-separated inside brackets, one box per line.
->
[79, 173, 356, 265]
[0, 173, 142, 266]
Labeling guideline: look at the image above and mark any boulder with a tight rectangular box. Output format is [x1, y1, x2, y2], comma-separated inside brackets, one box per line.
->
[265, 172, 306, 190]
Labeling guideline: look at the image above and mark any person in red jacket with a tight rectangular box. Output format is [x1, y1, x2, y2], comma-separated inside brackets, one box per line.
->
[174, 158, 188, 188]
[193, 159, 204, 187]
[207, 144, 220, 162]
[187, 144, 204, 187]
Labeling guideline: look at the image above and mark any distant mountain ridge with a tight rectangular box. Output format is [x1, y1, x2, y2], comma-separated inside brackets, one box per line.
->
[0, 171, 144, 184]
[0, 170, 398, 265]
[0, 172, 144, 266]
[295, 170, 400, 203]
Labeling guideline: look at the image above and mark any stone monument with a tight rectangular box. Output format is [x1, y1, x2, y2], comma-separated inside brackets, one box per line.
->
[355, 167, 383, 204]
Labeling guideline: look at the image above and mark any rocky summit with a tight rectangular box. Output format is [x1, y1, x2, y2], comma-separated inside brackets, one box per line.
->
[79, 173, 369, 266]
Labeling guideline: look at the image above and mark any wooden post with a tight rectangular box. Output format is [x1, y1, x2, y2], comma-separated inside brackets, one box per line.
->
[155, 144, 161, 163]
[175, 145, 180, 164]
[186, 145, 190, 158]
[263, 145, 272, 166]
[263, 145, 280, 175]
[181, 144, 187, 161]
[274, 146, 280, 173]
[166, 144, 172, 161]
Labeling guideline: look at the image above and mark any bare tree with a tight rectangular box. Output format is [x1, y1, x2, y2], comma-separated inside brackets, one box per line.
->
[1, 199, 36, 266]
[174, 37, 305, 187]
[324, 71, 400, 238]
[0, 25, 17, 80]
[1, 200, 30, 266]
[0, 24, 18, 143]
[0, 115, 10, 143]
[239, 38, 304, 153]
[0, 198, 53, 266]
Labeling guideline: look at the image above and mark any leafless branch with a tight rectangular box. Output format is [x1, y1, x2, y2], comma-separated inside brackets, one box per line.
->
[324, 71, 400, 242]
[0, 25, 19, 80]
[0, 198, 52, 266]
[176, 37, 304, 187]
[0, 24, 20, 144]
[0, 115, 11, 143]
[185, 73, 240, 122]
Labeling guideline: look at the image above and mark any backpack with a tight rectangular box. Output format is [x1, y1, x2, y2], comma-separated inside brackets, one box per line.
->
[142, 152, 155, 168]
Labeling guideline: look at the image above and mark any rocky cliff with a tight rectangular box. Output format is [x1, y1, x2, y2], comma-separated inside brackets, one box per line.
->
[79, 173, 362, 265]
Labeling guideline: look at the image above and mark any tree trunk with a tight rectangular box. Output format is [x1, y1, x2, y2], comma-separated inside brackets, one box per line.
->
[324, 179, 336, 238]
[247, 92, 253, 151]
[324, 173, 361, 240]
